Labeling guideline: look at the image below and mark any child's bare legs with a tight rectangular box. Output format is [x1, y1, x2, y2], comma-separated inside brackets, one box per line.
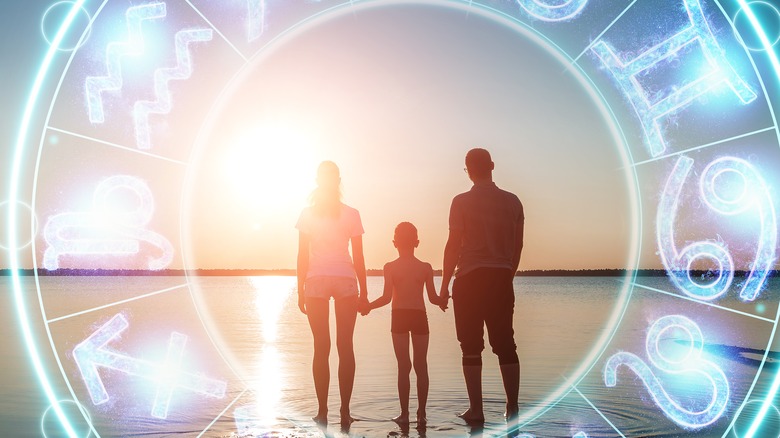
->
[411, 333, 430, 425]
[335, 295, 358, 426]
[391, 332, 412, 423]
[305, 298, 331, 424]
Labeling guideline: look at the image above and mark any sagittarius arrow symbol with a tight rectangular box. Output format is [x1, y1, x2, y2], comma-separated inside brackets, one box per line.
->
[73, 313, 227, 419]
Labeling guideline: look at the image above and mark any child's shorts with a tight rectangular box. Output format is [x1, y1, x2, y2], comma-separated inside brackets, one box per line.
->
[391, 309, 429, 335]
[304, 276, 358, 300]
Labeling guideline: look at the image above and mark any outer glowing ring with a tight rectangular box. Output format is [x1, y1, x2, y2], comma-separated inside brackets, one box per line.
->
[728, 1, 780, 435]
[7, 0, 780, 436]
[182, 0, 640, 429]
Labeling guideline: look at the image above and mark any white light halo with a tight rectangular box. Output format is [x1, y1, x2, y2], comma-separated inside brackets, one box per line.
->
[180, 0, 641, 428]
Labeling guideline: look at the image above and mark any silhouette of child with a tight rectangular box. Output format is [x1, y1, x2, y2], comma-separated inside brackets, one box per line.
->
[364, 222, 447, 426]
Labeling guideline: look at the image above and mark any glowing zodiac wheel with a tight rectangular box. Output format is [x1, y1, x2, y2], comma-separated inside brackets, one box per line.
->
[7, 0, 780, 436]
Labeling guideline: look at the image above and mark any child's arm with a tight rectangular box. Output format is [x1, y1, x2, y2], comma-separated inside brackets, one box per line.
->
[366, 264, 394, 313]
[424, 263, 447, 311]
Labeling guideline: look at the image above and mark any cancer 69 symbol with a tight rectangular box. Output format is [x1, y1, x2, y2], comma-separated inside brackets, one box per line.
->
[657, 155, 777, 302]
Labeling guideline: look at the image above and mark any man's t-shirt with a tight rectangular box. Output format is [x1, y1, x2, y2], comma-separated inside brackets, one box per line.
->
[449, 182, 524, 277]
[296, 204, 364, 279]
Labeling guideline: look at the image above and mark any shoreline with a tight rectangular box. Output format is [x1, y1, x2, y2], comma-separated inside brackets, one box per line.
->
[2, 268, 770, 277]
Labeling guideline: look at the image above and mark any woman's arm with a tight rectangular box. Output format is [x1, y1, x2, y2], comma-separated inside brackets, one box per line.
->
[297, 231, 310, 314]
[351, 235, 369, 309]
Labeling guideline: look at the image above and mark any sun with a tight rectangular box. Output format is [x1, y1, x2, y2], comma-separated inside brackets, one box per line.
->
[223, 122, 319, 217]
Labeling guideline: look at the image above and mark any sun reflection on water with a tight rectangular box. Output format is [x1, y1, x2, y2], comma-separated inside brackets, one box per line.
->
[243, 277, 294, 430]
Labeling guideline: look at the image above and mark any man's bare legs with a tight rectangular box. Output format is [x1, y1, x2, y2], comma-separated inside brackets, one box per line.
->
[500, 363, 520, 420]
[459, 362, 485, 423]
[411, 333, 430, 426]
[335, 295, 358, 427]
[391, 333, 411, 424]
[305, 298, 330, 424]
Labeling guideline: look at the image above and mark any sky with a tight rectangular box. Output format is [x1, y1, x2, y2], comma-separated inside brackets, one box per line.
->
[2, 0, 780, 272]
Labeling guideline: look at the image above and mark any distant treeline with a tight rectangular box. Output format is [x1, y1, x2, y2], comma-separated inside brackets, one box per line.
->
[1, 268, 772, 277]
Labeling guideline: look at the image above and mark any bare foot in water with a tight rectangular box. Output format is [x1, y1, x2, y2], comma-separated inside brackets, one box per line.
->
[312, 413, 327, 426]
[505, 405, 519, 423]
[416, 412, 427, 428]
[457, 408, 485, 424]
[392, 412, 410, 424]
[340, 409, 356, 429]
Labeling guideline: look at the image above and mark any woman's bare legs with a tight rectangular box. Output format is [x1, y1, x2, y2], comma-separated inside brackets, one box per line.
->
[334, 295, 358, 426]
[391, 333, 412, 423]
[411, 333, 430, 426]
[305, 298, 330, 424]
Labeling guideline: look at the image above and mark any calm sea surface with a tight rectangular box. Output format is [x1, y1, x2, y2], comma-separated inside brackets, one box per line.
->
[4, 276, 780, 437]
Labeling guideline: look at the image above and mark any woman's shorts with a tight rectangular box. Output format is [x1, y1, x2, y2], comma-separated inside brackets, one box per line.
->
[391, 309, 430, 335]
[304, 276, 358, 300]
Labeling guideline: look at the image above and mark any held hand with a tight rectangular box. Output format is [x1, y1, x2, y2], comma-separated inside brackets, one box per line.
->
[438, 287, 450, 312]
[358, 300, 371, 316]
[297, 294, 307, 315]
[438, 295, 449, 312]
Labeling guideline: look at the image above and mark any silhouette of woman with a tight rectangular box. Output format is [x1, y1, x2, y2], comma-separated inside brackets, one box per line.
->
[295, 161, 368, 427]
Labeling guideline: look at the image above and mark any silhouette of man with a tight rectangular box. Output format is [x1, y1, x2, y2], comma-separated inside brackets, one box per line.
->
[440, 148, 524, 423]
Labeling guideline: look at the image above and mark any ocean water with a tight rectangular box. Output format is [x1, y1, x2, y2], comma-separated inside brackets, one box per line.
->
[5, 275, 780, 437]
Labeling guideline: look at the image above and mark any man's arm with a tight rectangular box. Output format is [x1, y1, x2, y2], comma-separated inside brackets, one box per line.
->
[441, 227, 463, 299]
[511, 216, 524, 273]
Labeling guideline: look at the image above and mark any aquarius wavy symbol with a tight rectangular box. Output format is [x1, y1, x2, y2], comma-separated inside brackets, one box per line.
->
[73, 313, 227, 419]
[85, 3, 167, 124]
[133, 28, 213, 150]
[42, 175, 173, 270]
[248, 0, 266, 42]
[591, 0, 756, 158]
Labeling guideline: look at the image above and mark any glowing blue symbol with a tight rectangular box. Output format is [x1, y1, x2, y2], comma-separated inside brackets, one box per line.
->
[85, 3, 166, 124]
[604, 315, 729, 429]
[133, 28, 212, 150]
[248, 0, 266, 42]
[658, 155, 777, 301]
[73, 313, 227, 419]
[43, 175, 173, 270]
[573, 433, 587, 438]
[516, 0, 588, 22]
[591, 0, 757, 157]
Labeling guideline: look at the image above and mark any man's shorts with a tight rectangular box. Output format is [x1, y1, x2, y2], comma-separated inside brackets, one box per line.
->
[452, 267, 517, 361]
[391, 309, 430, 335]
[304, 276, 358, 300]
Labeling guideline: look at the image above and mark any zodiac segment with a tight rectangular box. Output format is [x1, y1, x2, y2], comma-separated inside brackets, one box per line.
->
[133, 27, 213, 150]
[516, 0, 588, 22]
[657, 155, 777, 301]
[73, 314, 227, 419]
[248, 0, 266, 42]
[85, 3, 167, 124]
[43, 175, 173, 270]
[517, 433, 588, 438]
[591, 0, 757, 158]
[604, 315, 729, 429]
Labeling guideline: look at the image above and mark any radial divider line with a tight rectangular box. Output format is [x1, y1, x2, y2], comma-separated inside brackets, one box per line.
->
[632, 282, 774, 323]
[47, 283, 188, 323]
[571, 0, 640, 65]
[184, 0, 248, 62]
[573, 386, 627, 438]
[631, 126, 777, 168]
[47, 126, 189, 166]
[197, 387, 249, 438]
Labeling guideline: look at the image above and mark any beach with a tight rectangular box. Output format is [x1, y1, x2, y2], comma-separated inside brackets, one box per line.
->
[3, 275, 778, 437]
